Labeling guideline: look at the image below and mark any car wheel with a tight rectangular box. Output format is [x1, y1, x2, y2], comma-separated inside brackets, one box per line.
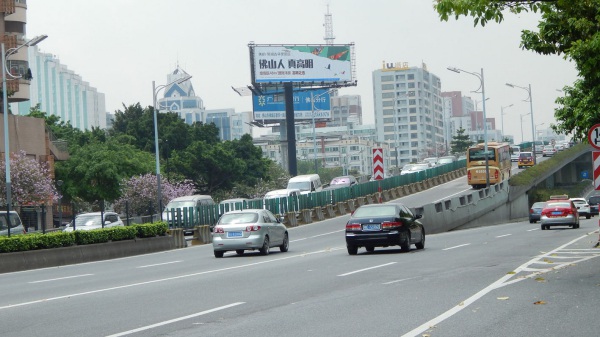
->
[400, 233, 411, 252]
[529, 220, 534, 224]
[214, 250, 224, 258]
[259, 236, 270, 255]
[541, 225, 545, 230]
[365, 246, 375, 252]
[236, 250, 245, 255]
[280, 233, 289, 252]
[586, 215, 591, 219]
[347, 244, 358, 255]
[415, 229, 425, 250]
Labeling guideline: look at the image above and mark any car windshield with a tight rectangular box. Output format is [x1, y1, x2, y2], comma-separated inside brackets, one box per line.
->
[287, 181, 311, 191]
[353, 205, 397, 217]
[219, 213, 259, 224]
[330, 178, 350, 185]
[74, 214, 103, 226]
[164, 201, 196, 210]
[0, 214, 21, 230]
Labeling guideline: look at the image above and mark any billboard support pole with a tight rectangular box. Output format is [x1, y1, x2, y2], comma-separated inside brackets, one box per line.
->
[284, 82, 297, 176]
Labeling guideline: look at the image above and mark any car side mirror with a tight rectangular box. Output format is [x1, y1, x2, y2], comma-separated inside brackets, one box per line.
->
[415, 214, 423, 219]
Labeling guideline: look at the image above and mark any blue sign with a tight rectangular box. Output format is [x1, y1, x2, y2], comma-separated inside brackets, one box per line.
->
[252, 89, 331, 121]
[582, 171, 589, 179]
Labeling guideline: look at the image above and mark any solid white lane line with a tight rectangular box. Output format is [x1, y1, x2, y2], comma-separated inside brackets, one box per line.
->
[137, 261, 182, 268]
[527, 228, 538, 232]
[338, 262, 396, 277]
[442, 243, 470, 251]
[105, 302, 245, 337]
[0, 247, 344, 311]
[290, 238, 307, 242]
[28, 274, 93, 284]
[496, 234, 512, 238]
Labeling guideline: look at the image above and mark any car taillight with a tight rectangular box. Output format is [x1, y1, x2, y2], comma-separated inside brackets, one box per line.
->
[245, 225, 261, 231]
[214, 226, 224, 233]
[494, 170, 499, 180]
[467, 171, 471, 180]
[346, 223, 361, 231]
[382, 221, 402, 229]
[529, 209, 534, 214]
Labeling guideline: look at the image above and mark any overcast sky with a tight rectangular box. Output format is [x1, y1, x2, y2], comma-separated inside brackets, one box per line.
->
[26, 0, 577, 143]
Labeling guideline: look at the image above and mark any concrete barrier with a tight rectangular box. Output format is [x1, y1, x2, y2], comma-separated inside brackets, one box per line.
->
[357, 197, 367, 206]
[325, 204, 337, 218]
[312, 207, 325, 221]
[191, 225, 212, 245]
[336, 201, 348, 215]
[283, 212, 298, 227]
[0, 235, 177, 274]
[347, 199, 356, 212]
[170, 228, 186, 248]
[299, 209, 312, 224]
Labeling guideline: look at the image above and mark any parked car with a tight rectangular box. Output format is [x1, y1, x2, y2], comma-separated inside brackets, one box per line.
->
[540, 199, 580, 230]
[345, 203, 425, 255]
[212, 209, 289, 257]
[400, 163, 430, 175]
[324, 175, 357, 190]
[63, 212, 124, 232]
[529, 202, 546, 223]
[0, 211, 26, 236]
[542, 145, 557, 157]
[162, 195, 215, 234]
[517, 152, 535, 169]
[570, 197, 591, 219]
[588, 195, 600, 216]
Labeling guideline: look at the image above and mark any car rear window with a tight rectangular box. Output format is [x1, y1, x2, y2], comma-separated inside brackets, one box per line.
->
[353, 205, 397, 217]
[546, 202, 571, 208]
[519, 153, 532, 158]
[219, 213, 259, 224]
[588, 196, 600, 205]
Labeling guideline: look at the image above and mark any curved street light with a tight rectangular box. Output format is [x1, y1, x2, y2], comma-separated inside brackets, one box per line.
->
[152, 74, 192, 221]
[448, 66, 490, 188]
[506, 83, 536, 164]
[2, 35, 48, 237]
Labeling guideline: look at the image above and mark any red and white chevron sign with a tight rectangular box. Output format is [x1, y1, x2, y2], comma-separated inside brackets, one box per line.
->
[372, 148, 384, 180]
[594, 151, 600, 190]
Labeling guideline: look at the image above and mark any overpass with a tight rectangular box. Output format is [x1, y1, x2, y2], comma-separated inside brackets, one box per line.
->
[416, 144, 594, 234]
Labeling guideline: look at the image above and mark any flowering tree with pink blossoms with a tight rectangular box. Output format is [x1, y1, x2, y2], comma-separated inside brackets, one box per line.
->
[0, 151, 59, 206]
[112, 173, 196, 216]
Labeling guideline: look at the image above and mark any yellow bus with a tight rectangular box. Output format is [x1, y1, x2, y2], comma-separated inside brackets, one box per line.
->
[466, 142, 511, 189]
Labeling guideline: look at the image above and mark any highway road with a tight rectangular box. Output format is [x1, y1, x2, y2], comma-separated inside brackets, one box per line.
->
[2, 154, 598, 337]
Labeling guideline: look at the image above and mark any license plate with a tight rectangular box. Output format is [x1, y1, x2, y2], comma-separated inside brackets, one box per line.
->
[362, 224, 381, 231]
[227, 231, 243, 238]
[551, 211, 562, 215]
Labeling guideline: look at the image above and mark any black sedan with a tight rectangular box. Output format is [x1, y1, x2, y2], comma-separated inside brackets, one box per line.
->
[345, 203, 425, 255]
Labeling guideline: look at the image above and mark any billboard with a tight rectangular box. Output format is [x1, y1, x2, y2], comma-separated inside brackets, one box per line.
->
[253, 89, 331, 122]
[250, 44, 354, 85]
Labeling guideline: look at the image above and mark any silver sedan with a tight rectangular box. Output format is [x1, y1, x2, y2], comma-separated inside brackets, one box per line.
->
[212, 209, 289, 258]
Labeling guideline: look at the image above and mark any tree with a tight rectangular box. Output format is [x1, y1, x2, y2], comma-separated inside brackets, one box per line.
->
[55, 139, 155, 203]
[451, 127, 473, 154]
[112, 173, 196, 216]
[435, 0, 599, 141]
[0, 151, 58, 206]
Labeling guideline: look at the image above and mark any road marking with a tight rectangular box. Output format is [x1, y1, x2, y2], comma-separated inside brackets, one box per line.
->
[28, 274, 93, 284]
[338, 262, 396, 277]
[383, 277, 416, 285]
[496, 234, 512, 238]
[136, 261, 182, 268]
[527, 228, 538, 232]
[0, 247, 344, 311]
[402, 233, 599, 337]
[442, 243, 470, 251]
[290, 238, 307, 242]
[105, 302, 245, 337]
[310, 229, 344, 238]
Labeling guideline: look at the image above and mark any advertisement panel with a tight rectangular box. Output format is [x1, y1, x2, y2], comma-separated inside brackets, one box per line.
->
[252, 89, 331, 121]
[251, 44, 353, 84]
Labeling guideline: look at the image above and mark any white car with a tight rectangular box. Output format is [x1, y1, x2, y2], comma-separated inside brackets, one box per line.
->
[63, 211, 125, 232]
[569, 198, 591, 219]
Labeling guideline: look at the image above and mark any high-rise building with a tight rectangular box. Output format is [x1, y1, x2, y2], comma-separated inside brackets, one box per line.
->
[14, 48, 107, 130]
[372, 62, 443, 166]
[157, 67, 204, 124]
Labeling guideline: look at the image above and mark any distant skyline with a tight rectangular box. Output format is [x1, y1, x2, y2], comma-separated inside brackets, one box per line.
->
[26, 0, 577, 143]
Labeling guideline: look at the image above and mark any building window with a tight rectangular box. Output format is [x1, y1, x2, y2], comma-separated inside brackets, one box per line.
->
[381, 75, 394, 82]
[382, 84, 394, 90]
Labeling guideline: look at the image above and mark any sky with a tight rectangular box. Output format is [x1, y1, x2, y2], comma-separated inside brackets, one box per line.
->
[26, 0, 578, 143]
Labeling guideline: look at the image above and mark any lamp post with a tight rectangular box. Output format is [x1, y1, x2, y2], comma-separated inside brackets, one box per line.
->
[448, 66, 489, 188]
[2, 35, 47, 237]
[506, 83, 535, 164]
[152, 74, 191, 220]
[500, 104, 513, 142]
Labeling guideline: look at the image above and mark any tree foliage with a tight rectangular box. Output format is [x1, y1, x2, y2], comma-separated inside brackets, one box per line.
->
[0, 151, 59, 206]
[435, 0, 598, 140]
[451, 127, 473, 154]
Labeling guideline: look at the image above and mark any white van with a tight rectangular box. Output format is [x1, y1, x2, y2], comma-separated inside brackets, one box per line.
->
[286, 174, 323, 195]
[0, 211, 25, 236]
[510, 146, 520, 162]
[162, 195, 215, 232]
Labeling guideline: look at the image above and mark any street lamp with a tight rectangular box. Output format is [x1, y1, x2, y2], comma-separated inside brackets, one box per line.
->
[506, 83, 536, 164]
[2, 35, 48, 237]
[500, 104, 513, 142]
[152, 74, 192, 220]
[448, 66, 490, 188]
